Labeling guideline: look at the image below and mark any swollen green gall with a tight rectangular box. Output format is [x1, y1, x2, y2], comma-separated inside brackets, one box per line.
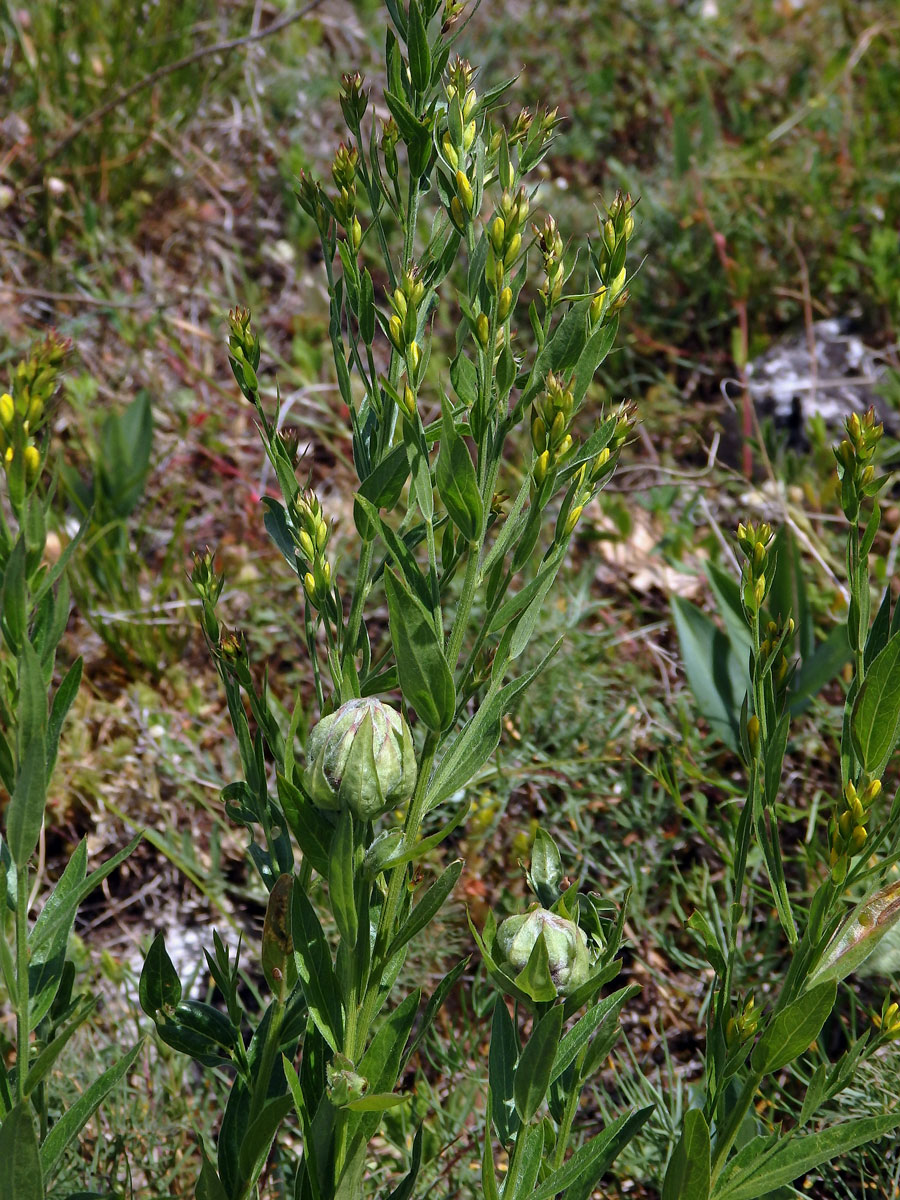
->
[497, 907, 590, 995]
[304, 697, 417, 820]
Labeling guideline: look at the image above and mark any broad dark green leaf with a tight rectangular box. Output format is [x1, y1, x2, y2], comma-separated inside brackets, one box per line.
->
[450, 352, 478, 407]
[750, 981, 836, 1075]
[489, 998, 519, 1144]
[7, 729, 47, 867]
[0, 1102, 42, 1200]
[384, 569, 455, 731]
[663, 1108, 710, 1200]
[529, 827, 563, 908]
[514, 1005, 563, 1122]
[851, 630, 900, 775]
[195, 1146, 228, 1200]
[40, 1041, 143, 1184]
[354, 445, 410, 537]
[139, 932, 182, 1017]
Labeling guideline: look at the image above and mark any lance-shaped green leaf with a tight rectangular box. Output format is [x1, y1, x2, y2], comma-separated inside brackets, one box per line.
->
[807, 880, 900, 988]
[851, 630, 900, 775]
[277, 773, 332, 877]
[40, 1040, 143, 1184]
[384, 568, 455, 731]
[489, 998, 519, 1144]
[407, 0, 431, 92]
[291, 885, 343, 1052]
[262, 873, 295, 1000]
[713, 1113, 900, 1200]
[385, 859, 463, 959]
[0, 1102, 42, 1200]
[530, 1105, 655, 1200]
[426, 640, 561, 808]
[139, 932, 182, 1017]
[328, 811, 358, 947]
[750, 981, 836, 1075]
[663, 1108, 711, 1200]
[436, 398, 482, 542]
[514, 1005, 564, 1122]
[550, 983, 640, 1085]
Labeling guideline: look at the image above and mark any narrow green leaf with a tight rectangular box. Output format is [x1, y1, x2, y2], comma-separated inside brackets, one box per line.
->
[426, 640, 561, 808]
[386, 859, 462, 958]
[195, 1144, 228, 1200]
[750, 981, 836, 1075]
[384, 569, 455, 731]
[530, 1105, 655, 1200]
[236, 1094, 293, 1188]
[489, 998, 519, 1144]
[46, 656, 82, 782]
[328, 812, 358, 948]
[851, 630, 900, 775]
[344, 1091, 409, 1113]
[550, 984, 640, 1085]
[407, 0, 431, 92]
[40, 1041, 143, 1184]
[714, 1113, 900, 1200]
[7, 729, 47, 867]
[291, 885, 343, 1051]
[262, 874, 295, 1000]
[514, 1005, 563, 1122]
[277, 773, 332, 877]
[436, 398, 482, 542]
[663, 1108, 711, 1200]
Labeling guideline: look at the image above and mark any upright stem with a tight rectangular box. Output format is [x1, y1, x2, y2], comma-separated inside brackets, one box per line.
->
[16, 863, 29, 1103]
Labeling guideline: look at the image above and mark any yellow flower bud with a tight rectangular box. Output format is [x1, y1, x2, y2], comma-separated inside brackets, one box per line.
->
[389, 314, 404, 350]
[450, 196, 465, 227]
[747, 714, 760, 756]
[455, 169, 474, 214]
[463, 120, 476, 151]
[402, 385, 417, 418]
[408, 341, 421, 374]
[490, 216, 506, 255]
[442, 132, 458, 170]
[475, 313, 490, 349]
[23, 444, 40, 483]
[533, 449, 550, 485]
[564, 505, 583, 536]
[504, 233, 522, 266]
[350, 216, 362, 253]
[304, 572, 317, 602]
[498, 286, 513, 321]
[850, 826, 868, 854]
[298, 530, 316, 561]
[0, 393, 13, 428]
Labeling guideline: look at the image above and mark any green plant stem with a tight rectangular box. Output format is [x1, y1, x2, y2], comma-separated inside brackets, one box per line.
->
[446, 541, 480, 671]
[15, 862, 29, 1103]
[354, 731, 439, 1056]
[553, 1084, 581, 1169]
[248, 997, 286, 1131]
[711, 1067, 764, 1183]
[344, 539, 374, 675]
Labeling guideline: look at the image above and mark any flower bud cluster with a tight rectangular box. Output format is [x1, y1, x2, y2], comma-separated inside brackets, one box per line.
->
[590, 191, 635, 324]
[228, 307, 261, 402]
[1, 333, 69, 492]
[532, 372, 575, 485]
[291, 489, 333, 609]
[339, 71, 368, 129]
[735, 520, 774, 613]
[874, 996, 900, 1041]
[190, 549, 225, 640]
[332, 143, 362, 252]
[829, 778, 881, 883]
[534, 215, 564, 306]
[387, 267, 427, 387]
[834, 407, 884, 518]
[561, 401, 636, 536]
[380, 118, 400, 182]
[725, 994, 759, 1048]
[759, 617, 795, 689]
